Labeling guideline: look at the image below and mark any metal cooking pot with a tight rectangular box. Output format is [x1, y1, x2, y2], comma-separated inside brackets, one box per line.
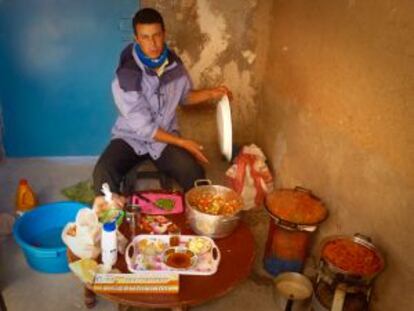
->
[315, 234, 385, 311]
[319, 233, 385, 283]
[185, 179, 243, 239]
[265, 187, 328, 230]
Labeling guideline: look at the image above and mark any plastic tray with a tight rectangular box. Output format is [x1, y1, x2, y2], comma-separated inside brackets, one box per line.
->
[125, 235, 221, 276]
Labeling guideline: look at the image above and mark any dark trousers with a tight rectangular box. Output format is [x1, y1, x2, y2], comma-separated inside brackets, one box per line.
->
[93, 139, 205, 195]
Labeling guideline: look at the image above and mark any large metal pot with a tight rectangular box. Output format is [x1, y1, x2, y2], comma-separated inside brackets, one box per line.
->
[319, 233, 385, 284]
[185, 179, 243, 239]
[312, 234, 385, 311]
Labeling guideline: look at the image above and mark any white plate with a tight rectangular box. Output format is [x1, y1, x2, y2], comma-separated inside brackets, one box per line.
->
[216, 95, 232, 161]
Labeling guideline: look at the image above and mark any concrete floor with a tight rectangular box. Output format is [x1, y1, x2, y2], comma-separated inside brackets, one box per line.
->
[0, 157, 280, 311]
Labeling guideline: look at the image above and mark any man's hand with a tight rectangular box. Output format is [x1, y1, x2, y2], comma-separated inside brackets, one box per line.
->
[209, 85, 233, 101]
[178, 138, 209, 164]
[154, 128, 209, 163]
[185, 85, 233, 105]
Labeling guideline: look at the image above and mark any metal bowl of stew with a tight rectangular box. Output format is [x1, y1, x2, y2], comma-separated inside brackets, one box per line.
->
[185, 179, 243, 239]
[319, 233, 385, 283]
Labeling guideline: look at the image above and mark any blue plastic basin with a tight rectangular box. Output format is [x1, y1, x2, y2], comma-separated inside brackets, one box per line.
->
[13, 201, 88, 273]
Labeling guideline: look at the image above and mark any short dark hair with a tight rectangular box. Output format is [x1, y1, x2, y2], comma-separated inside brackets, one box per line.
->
[132, 8, 165, 34]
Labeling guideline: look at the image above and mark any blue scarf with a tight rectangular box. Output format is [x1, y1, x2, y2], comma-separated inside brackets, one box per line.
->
[134, 43, 169, 69]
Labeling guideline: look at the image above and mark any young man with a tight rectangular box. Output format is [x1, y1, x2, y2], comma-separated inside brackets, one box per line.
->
[93, 8, 231, 207]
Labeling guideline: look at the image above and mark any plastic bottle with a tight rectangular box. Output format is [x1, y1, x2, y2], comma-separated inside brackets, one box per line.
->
[101, 221, 118, 270]
[15, 179, 37, 214]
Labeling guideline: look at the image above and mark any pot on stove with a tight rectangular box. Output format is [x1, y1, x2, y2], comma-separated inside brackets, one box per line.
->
[313, 233, 385, 311]
[263, 187, 328, 276]
[320, 234, 384, 283]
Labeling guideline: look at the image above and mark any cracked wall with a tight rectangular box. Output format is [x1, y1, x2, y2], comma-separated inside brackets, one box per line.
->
[141, 0, 272, 158]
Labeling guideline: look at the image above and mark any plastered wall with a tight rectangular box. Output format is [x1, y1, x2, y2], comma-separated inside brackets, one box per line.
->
[140, 0, 413, 309]
[257, 1, 414, 310]
[141, 0, 271, 159]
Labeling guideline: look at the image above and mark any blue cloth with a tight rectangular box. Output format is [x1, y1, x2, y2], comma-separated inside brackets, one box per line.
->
[134, 43, 169, 69]
[110, 44, 193, 160]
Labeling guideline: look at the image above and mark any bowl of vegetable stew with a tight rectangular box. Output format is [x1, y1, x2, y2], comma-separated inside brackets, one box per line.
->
[185, 179, 243, 239]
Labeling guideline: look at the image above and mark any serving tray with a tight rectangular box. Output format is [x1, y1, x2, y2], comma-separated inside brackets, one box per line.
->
[125, 234, 221, 276]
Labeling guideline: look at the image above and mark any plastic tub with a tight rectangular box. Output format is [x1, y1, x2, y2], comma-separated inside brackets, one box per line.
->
[13, 201, 87, 273]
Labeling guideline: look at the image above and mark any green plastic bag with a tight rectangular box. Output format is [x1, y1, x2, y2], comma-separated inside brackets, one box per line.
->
[61, 180, 95, 205]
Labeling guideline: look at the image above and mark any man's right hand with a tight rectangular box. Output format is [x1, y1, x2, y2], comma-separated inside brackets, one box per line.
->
[178, 138, 209, 164]
[154, 128, 209, 164]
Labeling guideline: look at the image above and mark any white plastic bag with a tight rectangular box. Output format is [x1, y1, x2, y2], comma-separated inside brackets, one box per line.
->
[226, 144, 274, 210]
[62, 208, 101, 259]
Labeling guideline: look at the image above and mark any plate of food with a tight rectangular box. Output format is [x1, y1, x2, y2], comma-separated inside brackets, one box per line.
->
[139, 215, 180, 234]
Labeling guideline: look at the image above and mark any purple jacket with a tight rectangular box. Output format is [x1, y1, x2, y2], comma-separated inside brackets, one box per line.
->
[111, 43, 192, 160]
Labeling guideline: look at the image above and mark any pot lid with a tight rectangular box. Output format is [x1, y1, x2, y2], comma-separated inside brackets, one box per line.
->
[273, 272, 313, 300]
[265, 187, 328, 225]
[216, 95, 232, 162]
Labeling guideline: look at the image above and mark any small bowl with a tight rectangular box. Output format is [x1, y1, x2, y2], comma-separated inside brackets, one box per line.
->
[187, 237, 212, 255]
[163, 247, 197, 270]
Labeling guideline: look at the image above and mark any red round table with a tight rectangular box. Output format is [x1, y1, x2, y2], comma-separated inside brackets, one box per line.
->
[68, 214, 255, 311]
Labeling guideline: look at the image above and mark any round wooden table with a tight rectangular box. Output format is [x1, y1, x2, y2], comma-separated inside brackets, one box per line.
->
[68, 214, 255, 311]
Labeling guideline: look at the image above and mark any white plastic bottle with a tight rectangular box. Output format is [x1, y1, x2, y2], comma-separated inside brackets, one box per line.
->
[101, 221, 117, 270]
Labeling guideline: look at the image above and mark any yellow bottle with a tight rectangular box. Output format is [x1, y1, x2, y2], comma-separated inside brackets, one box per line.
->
[16, 179, 37, 214]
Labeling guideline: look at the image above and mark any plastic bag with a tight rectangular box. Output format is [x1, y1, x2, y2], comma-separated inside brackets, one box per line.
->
[62, 208, 101, 259]
[226, 144, 274, 210]
[69, 258, 121, 284]
[92, 183, 125, 224]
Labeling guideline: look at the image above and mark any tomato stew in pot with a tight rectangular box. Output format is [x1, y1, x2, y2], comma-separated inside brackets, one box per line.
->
[322, 238, 383, 277]
[187, 189, 242, 216]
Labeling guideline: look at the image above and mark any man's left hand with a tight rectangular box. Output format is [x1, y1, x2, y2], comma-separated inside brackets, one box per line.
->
[185, 85, 233, 106]
[210, 85, 233, 101]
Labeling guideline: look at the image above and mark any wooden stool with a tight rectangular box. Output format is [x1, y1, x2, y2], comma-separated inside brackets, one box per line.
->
[123, 161, 174, 194]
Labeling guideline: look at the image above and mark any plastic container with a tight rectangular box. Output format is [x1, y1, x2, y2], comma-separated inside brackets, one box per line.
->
[15, 179, 37, 214]
[13, 201, 87, 273]
[101, 221, 117, 270]
[125, 201, 141, 239]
